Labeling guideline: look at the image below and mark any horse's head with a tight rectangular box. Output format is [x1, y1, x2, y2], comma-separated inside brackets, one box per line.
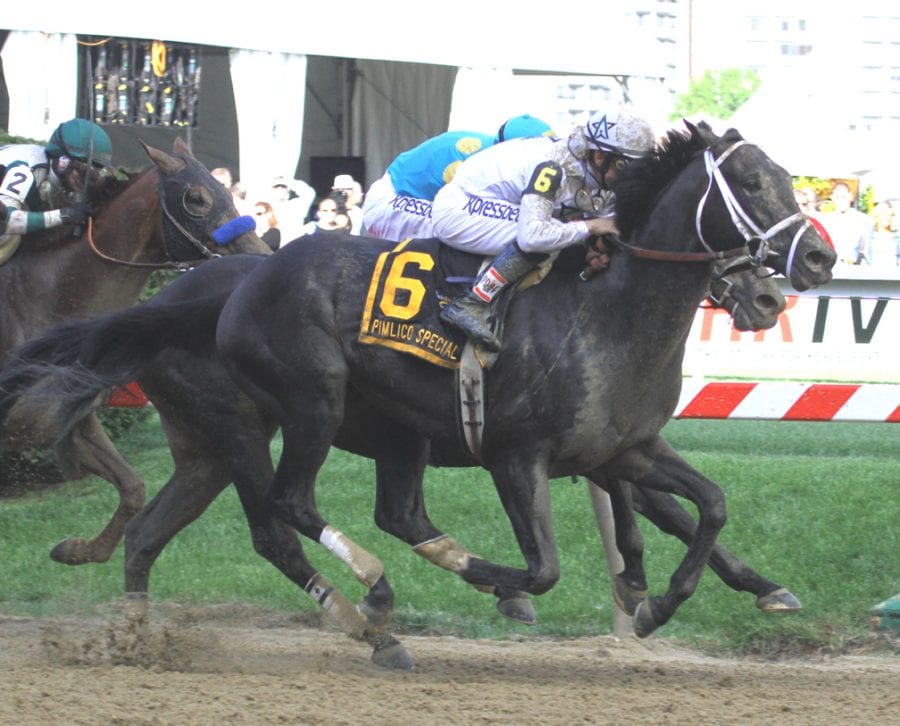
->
[613, 122, 836, 292]
[707, 261, 786, 332]
[141, 138, 270, 261]
[689, 122, 835, 291]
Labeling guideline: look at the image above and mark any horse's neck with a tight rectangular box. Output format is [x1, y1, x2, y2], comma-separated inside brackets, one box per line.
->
[511, 252, 711, 387]
[64, 174, 164, 315]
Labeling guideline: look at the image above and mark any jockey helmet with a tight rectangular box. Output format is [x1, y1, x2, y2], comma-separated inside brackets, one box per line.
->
[46, 119, 113, 167]
[495, 114, 555, 144]
[583, 105, 654, 159]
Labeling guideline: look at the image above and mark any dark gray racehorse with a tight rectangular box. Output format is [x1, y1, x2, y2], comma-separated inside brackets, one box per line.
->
[207, 122, 832, 649]
[0, 240, 796, 669]
[0, 138, 268, 565]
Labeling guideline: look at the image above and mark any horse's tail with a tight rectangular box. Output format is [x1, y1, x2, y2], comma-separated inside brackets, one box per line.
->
[0, 291, 230, 444]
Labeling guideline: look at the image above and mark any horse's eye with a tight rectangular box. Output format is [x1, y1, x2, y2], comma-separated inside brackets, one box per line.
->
[183, 186, 212, 217]
[743, 175, 762, 193]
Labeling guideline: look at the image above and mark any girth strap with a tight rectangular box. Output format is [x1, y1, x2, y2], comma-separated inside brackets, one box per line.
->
[458, 342, 485, 459]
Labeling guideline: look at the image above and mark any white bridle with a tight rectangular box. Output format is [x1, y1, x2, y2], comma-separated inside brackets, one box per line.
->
[696, 140, 813, 280]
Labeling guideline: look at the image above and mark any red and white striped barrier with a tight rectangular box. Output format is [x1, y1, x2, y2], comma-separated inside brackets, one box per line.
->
[674, 381, 900, 422]
[105, 381, 150, 408]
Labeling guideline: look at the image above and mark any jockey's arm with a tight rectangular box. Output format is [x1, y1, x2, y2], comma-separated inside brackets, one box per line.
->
[1, 200, 91, 235]
[0, 160, 91, 243]
[517, 161, 594, 254]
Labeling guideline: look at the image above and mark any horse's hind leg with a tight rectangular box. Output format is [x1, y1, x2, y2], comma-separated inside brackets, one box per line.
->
[51, 413, 145, 565]
[269, 423, 412, 668]
[221, 337, 411, 668]
[123, 445, 412, 670]
[363, 415, 536, 625]
[123, 448, 231, 595]
[628, 485, 801, 613]
[449, 452, 564, 599]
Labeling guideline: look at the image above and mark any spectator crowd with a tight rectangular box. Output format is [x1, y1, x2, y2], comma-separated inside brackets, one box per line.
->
[209, 167, 363, 250]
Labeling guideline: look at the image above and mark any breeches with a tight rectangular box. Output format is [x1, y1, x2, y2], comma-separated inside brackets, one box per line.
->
[362, 175, 436, 241]
[431, 185, 518, 256]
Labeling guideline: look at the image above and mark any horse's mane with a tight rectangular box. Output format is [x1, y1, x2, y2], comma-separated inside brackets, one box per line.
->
[614, 122, 742, 240]
[92, 168, 145, 210]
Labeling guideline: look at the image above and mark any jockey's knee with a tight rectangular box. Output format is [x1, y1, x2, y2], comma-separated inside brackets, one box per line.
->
[513, 238, 552, 260]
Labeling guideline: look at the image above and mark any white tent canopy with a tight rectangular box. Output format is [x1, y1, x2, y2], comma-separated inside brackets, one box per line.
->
[3, 4, 666, 194]
[2, 1, 664, 78]
[726, 68, 880, 180]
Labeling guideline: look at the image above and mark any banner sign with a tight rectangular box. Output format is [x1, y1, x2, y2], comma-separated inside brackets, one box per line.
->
[683, 283, 900, 385]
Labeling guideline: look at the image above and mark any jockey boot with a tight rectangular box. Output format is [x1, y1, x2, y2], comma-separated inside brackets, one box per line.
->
[440, 242, 541, 351]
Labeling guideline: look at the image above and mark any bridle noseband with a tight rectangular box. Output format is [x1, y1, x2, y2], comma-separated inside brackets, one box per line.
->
[696, 141, 810, 279]
[159, 187, 223, 262]
[608, 140, 811, 277]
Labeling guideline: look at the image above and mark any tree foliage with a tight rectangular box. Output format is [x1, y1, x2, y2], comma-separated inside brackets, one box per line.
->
[670, 68, 761, 122]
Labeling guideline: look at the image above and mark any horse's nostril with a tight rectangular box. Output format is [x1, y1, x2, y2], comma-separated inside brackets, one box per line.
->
[806, 249, 836, 271]
[755, 294, 783, 314]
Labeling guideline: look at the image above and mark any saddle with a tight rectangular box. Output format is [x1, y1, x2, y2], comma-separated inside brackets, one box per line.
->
[358, 237, 565, 460]
[358, 237, 558, 369]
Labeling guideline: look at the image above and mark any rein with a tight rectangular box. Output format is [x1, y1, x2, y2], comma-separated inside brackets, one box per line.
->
[85, 217, 197, 270]
[608, 140, 810, 272]
[159, 188, 221, 261]
[607, 236, 751, 263]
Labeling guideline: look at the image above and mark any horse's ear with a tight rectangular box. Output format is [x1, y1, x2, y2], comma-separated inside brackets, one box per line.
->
[173, 137, 194, 157]
[689, 121, 718, 146]
[140, 140, 186, 175]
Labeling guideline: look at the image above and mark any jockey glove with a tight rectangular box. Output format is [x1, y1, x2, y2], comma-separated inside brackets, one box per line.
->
[59, 201, 93, 225]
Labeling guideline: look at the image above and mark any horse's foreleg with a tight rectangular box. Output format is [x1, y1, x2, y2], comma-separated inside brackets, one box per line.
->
[607, 436, 726, 638]
[628, 485, 801, 613]
[51, 414, 145, 565]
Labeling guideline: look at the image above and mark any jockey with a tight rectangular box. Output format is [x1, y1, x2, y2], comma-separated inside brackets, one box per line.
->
[362, 114, 554, 241]
[432, 103, 656, 351]
[0, 118, 112, 262]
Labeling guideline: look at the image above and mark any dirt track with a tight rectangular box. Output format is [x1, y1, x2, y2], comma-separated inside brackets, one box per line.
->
[1, 605, 896, 725]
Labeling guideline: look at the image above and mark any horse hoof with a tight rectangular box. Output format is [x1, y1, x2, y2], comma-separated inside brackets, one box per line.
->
[371, 638, 415, 671]
[633, 599, 660, 638]
[50, 538, 94, 565]
[496, 596, 537, 626]
[613, 574, 648, 616]
[756, 587, 802, 613]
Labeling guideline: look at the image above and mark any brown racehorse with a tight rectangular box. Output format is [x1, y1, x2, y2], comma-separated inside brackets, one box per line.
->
[0, 137, 269, 566]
